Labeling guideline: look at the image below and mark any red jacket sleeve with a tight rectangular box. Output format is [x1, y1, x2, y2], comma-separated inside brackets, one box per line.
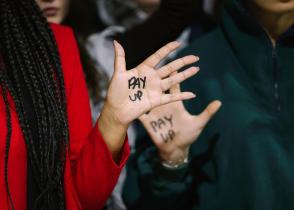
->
[51, 24, 130, 210]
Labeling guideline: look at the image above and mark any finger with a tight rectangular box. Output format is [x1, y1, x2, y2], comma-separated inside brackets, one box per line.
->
[168, 71, 181, 94]
[197, 100, 222, 128]
[159, 92, 196, 106]
[113, 40, 126, 74]
[160, 67, 199, 92]
[142, 41, 181, 68]
[157, 55, 199, 78]
[139, 111, 153, 122]
[139, 113, 148, 122]
[170, 83, 181, 94]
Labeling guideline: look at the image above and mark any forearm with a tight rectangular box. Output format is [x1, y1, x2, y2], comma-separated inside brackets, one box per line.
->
[70, 121, 130, 210]
[98, 102, 128, 162]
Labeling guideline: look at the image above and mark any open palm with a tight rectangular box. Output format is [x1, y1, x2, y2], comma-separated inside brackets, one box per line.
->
[105, 41, 199, 125]
[139, 82, 222, 162]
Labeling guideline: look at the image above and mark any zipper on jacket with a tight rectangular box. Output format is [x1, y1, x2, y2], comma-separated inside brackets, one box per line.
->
[272, 48, 281, 112]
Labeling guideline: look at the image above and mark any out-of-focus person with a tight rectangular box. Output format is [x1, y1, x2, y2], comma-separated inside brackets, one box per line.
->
[122, 0, 294, 210]
[35, 1, 218, 209]
[1, 0, 204, 209]
[93, 0, 220, 73]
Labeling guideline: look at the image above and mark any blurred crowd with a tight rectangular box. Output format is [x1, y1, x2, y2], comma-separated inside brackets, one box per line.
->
[34, 0, 294, 210]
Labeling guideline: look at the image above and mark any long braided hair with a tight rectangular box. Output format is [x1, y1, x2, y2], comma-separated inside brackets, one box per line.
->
[0, 0, 69, 209]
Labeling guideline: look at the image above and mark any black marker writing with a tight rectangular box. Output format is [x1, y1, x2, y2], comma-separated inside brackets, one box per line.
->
[128, 76, 146, 102]
[150, 115, 173, 133]
[164, 115, 173, 127]
[161, 129, 175, 143]
[129, 90, 143, 101]
[128, 77, 146, 89]
[149, 115, 175, 143]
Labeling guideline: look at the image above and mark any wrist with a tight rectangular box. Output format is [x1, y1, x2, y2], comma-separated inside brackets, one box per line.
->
[98, 103, 128, 162]
[100, 101, 128, 128]
[161, 156, 189, 169]
[159, 147, 190, 169]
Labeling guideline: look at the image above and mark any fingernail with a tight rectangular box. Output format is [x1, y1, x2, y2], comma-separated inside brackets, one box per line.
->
[190, 93, 196, 98]
[216, 100, 222, 107]
[190, 55, 199, 62]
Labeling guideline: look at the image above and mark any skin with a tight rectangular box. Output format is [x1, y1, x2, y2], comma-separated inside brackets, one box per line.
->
[99, 41, 199, 161]
[35, 0, 199, 161]
[36, 0, 200, 162]
[35, 0, 70, 24]
[246, 0, 294, 44]
[139, 83, 221, 163]
[141, 0, 294, 164]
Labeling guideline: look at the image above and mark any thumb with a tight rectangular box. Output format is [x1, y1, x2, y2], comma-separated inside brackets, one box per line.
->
[197, 100, 222, 129]
[113, 40, 126, 74]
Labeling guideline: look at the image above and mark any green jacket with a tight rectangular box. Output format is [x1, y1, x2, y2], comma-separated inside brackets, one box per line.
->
[122, 1, 294, 210]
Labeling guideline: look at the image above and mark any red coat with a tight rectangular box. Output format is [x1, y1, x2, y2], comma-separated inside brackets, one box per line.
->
[0, 24, 130, 210]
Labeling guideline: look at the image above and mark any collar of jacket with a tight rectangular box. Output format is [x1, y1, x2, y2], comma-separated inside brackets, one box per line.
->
[220, 0, 294, 112]
[222, 0, 294, 70]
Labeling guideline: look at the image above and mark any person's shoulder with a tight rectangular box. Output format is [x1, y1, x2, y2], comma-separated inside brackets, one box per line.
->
[50, 23, 77, 52]
[177, 26, 234, 75]
[49, 22, 78, 64]
[50, 23, 79, 94]
[50, 23, 74, 41]
[179, 27, 228, 57]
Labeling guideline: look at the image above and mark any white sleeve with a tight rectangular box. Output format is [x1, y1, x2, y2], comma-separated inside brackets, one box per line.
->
[86, 26, 126, 78]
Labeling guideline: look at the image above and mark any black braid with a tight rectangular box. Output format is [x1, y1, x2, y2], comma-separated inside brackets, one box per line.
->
[0, 67, 15, 210]
[0, 0, 69, 209]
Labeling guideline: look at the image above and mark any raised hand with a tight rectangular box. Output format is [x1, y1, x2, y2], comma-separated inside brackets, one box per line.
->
[98, 41, 200, 160]
[139, 81, 222, 164]
[104, 41, 199, 126]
